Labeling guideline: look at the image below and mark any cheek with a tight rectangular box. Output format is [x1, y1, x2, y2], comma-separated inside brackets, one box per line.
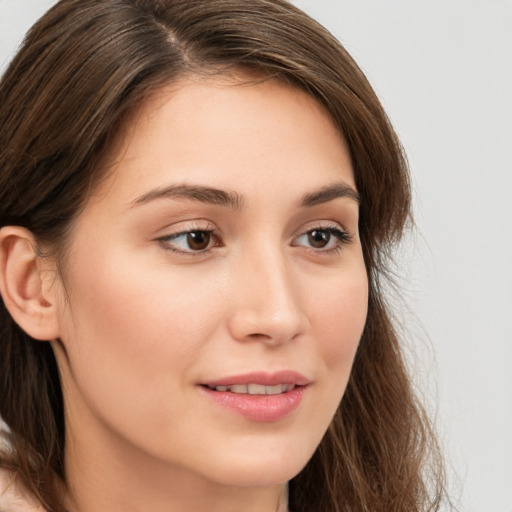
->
[304, 262, 368, 406]
[311, 270, 368, 358]
[64, 246, 218, 351]
[56, 246, 221, 417]
[55, 247, 227, 442]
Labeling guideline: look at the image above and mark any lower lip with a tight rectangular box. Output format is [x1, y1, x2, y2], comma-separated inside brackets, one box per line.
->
[199, 386, 306, 422]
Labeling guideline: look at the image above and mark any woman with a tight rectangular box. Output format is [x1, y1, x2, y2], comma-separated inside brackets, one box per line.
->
[0, 1, 447, 511]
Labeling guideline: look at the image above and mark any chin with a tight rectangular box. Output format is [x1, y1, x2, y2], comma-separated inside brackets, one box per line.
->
[210, 467, 301, 488]
[199, 448, 312, 488]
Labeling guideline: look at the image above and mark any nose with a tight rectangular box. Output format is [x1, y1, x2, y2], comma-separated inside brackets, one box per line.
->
[226, 246, 307, 346]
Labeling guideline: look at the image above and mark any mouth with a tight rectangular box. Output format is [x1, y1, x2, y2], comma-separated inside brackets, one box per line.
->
[199, 371, 309, 422]
[204, 383, 297, 395]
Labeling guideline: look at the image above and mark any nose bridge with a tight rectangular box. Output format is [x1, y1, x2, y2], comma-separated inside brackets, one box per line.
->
[228, 238, 305, 344]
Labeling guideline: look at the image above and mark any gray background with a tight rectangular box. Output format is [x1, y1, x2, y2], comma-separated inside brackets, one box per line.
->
[1, 1, 511, 511]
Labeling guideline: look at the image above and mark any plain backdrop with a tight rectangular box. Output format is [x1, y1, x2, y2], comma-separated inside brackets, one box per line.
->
[1, 1, 511, 511]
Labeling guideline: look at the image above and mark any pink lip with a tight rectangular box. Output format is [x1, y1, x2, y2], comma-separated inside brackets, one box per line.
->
[199, 371, 309, 423]
[202, 370, 310, 388]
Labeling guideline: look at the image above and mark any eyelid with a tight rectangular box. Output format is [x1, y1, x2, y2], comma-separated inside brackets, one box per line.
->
[154, 220, 217, 238]
[291, 221, 354, 253]
[293, 220, 350, 238]
[153, 219, 354, 257]
[154, 220, 221, 255]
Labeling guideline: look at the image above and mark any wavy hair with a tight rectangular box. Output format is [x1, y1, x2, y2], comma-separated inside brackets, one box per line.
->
[0, 1, 446, 511]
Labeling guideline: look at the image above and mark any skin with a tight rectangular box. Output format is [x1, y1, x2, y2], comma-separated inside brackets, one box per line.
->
[39, 78, 368, 512]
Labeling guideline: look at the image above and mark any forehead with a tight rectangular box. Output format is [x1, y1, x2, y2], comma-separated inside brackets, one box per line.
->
[94, 75, 354, 207]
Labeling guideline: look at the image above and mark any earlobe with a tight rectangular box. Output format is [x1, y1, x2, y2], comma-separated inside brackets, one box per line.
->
[0, 226, 61, 341]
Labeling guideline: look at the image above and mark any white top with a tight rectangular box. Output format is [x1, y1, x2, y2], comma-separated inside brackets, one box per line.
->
[0, 468, 46, 512]
[0, 420, 46, 512]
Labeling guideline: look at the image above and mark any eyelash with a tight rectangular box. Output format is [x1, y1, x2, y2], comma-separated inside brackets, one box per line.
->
[157, 222, 220, 256]
[156, 222, 353, 256]
[292, 224, 353, 255]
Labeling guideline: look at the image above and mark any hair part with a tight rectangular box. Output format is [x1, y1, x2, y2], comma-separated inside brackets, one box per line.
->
[0, 1, 446, 511]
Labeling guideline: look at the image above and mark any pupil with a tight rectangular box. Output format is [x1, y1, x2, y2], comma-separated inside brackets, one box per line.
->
[308, 229, 330, 248]
[187, 231, 210, 250]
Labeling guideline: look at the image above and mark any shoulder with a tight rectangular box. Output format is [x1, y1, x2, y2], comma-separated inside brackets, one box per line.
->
[0, 468, 47, 512]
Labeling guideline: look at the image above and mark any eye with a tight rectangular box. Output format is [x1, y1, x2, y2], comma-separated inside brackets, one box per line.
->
[293, 226, 352, 252]
[158, 228, 219, 254]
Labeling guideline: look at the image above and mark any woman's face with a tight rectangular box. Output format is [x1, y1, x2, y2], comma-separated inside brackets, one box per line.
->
[51, 77, 368, 489]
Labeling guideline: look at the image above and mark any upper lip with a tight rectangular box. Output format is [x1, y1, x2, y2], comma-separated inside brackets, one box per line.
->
[201, 370, 310, 388]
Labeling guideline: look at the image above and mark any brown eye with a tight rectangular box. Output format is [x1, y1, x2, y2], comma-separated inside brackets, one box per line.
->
[160, 229, 216, 254]
[186, 231, 211, 250]
[307, 229, 331, 248]
[293, 226, 351, 252]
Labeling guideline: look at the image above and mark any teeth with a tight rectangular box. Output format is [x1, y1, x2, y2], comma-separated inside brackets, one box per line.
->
[265, 384, 284, 395]
[248, 383, 266, 395]
[230, 384, 247, 394]
[212, 384, 296, 395]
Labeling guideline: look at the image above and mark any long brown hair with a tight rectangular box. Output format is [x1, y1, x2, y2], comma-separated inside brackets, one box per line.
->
[0, 1, 447, 511]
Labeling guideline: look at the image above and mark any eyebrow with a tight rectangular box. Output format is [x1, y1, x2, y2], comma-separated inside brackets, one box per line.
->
[129, 181, 359, 210]
[130, 184, 245, 210]
[300, 183, 360, 207]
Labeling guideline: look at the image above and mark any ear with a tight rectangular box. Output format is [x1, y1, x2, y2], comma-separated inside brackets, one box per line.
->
[0, 226, 61, 341]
